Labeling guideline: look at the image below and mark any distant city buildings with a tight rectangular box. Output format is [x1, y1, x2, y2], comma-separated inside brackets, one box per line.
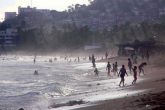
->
[160, 8, 165, 15]
[18, 6, 51, 15]
[18, 6, 36, 14]
[0, 28, 19, 47]
[3, 4, 165, 32]
[2, 1, 165, 33]
[17, 6, 53, 31]
[5, 12, 16, 20]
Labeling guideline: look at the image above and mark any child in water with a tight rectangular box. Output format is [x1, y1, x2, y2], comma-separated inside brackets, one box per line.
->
[94, 68, 99, 76]
[132, 66, 137, 84]
[118, 65, 128, 86]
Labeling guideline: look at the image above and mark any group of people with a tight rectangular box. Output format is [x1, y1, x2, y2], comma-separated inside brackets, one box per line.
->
[118, 59, 147, 86]
[93, 56, 147, 87]
[106, 61, 118, 76]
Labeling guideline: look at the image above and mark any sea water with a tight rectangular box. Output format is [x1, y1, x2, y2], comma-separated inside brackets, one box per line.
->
[0, 55, 143, 110]
[0, 55, 105, 109]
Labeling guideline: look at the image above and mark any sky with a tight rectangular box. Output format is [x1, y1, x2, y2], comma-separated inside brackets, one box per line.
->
[0, 0, 90, 21]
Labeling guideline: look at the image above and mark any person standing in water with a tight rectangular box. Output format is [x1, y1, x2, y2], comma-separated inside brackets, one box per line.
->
[114, 62, 118, 75]
[92, 54, 96, 67]
[89, 56, 91, 61]
[128, 58, 133, 74]
[138, 62, 147, 76]
[33, 55, 36, 64]
[106, 62, 111, 76]
[78, 57, 80, 62]
[118, 65, 128, 87]
[132, 66, 137, 84]
[105, 51, 108, 59]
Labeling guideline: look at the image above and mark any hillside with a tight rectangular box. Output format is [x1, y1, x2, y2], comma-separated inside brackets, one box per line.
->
[69, 0, 165, 30]
[0, 0, 165, 50]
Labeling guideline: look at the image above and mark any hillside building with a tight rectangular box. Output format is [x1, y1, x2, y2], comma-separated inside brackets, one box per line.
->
[5, 12, 16, 20]
[0, 28, 19, 47]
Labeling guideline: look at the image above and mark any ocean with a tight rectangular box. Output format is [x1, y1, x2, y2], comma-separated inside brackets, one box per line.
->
[0, 55, 143, 110]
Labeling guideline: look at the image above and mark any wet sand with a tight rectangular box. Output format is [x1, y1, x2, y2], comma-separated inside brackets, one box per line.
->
[69, 56, 165, 110]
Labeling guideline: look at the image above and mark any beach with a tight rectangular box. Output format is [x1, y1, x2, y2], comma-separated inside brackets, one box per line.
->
[60, 56, 165, 110]
[0, 55, 164, 110]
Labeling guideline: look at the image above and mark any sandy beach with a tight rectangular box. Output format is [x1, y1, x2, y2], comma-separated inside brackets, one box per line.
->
[68, 56, 165, 110]
[0, 55, 164, 110]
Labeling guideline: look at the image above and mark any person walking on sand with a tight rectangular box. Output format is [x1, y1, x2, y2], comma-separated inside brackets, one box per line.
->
[128, 58, 133, 74]
[106, 62, 111, 76]
[132, 66, 137, 84]
[138, 62, 147, 76]
[118, 65, 128, 87]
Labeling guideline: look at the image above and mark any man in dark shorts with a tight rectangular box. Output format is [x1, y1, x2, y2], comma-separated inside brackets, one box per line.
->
[118, 65, 128, 86]
[138, 62, 147, 76]
[106, 62, 111, 76]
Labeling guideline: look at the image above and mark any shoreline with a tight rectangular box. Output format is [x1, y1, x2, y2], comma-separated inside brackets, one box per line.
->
[50, 56, 165, 110]
[71, 56, 165, 110]
[0, 55, 164, 110]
